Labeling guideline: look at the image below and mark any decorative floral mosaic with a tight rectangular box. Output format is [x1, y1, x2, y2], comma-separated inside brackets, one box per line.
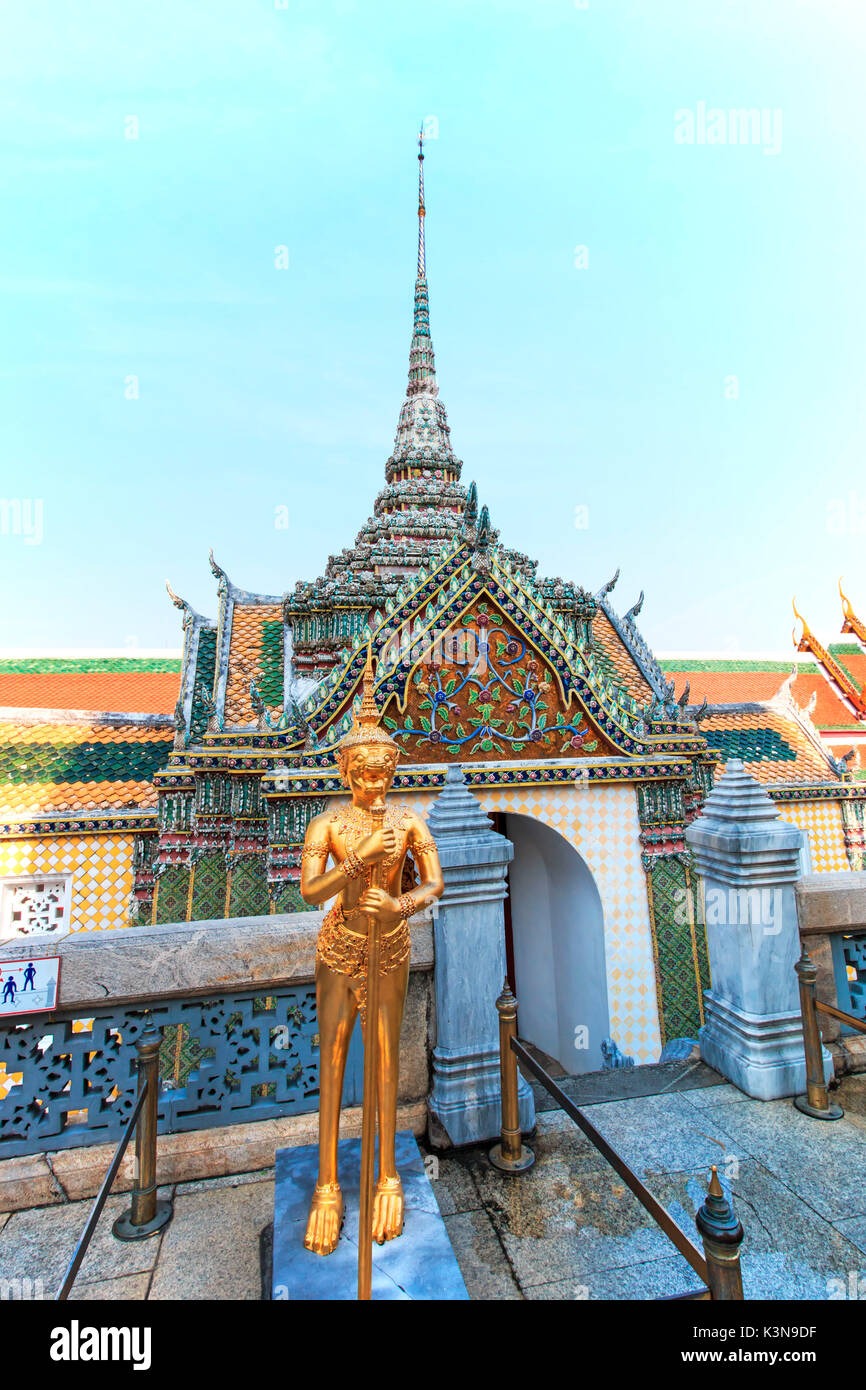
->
[386, 599, 611, 762]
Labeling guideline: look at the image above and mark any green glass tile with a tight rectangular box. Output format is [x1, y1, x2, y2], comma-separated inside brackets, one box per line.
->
[702, 728, 797, 763]
[0, 739, 173, 784]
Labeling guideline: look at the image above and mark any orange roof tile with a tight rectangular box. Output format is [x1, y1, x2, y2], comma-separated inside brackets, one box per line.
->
[0, 720, 173, 816]
[591, 612, 655, 704]
[224, 605, 283, 726]
[0, 671, 181, 715]
[701, 707, 836, 785]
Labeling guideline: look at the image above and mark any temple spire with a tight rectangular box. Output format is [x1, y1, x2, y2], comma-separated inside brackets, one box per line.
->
[407, 128, 437, 398]
[417, 127, 426, 279]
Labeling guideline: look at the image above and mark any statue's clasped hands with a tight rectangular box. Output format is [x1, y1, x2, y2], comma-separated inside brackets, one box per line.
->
[357, 885, 402, 927]
[353, 827, 402, 927]
[357, 827, 398, 865]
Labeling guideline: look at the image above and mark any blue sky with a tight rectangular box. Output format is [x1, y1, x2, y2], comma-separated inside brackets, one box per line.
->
[2, 0, 864, 654]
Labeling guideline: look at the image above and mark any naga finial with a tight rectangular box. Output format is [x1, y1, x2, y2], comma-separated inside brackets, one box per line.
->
[208, 548, 227, 584]
[598, 568, 620, 600]
[624, 591, 645, 624]
[166, 579, 186, 611]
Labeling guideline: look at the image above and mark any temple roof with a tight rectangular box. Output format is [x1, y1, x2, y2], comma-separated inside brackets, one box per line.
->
[660, 581, 866, 741]
[697, 705, 843, 785]
[658, 657, 863, 730]
[0, 655, 181, 717]
[0, 712, 173, 817]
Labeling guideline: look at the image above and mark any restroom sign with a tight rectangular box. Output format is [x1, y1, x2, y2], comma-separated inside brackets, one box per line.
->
[0, 956, 60, 1016]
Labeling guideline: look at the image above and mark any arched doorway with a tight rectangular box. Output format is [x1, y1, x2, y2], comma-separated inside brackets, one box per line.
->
[498, 812, 609, 1075]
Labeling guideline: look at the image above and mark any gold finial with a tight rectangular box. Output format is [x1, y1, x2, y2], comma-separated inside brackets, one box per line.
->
[840, 576, 854, 620]
[338, 644, 399, 754]
[358, 645, 380, 722]
[792, 597, 811, 648]
[708, 1164, 723, 1197]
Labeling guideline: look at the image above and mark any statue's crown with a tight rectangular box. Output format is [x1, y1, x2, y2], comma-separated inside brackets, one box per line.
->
[338, 646, 400, 755]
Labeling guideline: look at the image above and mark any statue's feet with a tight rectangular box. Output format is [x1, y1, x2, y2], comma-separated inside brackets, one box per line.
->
[304, 1182, 344, 1256]
[372, 1174, 404, 1245]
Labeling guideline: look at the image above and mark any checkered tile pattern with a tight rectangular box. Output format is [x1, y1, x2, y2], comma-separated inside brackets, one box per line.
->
[0, 833, 137, 935]
[777, 800, 849, 873]
[406, 783, 660, 1064]
[0, 834, 134, 1099]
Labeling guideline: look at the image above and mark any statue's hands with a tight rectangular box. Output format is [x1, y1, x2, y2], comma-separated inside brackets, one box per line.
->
[357, 828, 398, 865]
[357, 886, 402, 928]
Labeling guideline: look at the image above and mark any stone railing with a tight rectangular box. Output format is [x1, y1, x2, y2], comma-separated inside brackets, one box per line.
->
[0, 911, 434, 1164]
[796, 871, 866, 1076]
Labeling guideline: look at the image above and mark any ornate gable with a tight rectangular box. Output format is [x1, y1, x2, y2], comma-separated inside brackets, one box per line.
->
[298, 535, 707, 763]
[383, 594, 614, 762]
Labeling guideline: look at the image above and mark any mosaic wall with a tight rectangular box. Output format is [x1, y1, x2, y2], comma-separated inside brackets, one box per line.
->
[777, 800, 849, 873]
[0, 833, 136, 935]
[0, 832, 137, 1101]
[152, 851, 272, 923]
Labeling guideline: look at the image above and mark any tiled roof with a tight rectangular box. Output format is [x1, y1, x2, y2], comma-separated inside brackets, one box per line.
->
[591, 612, 655, 703]
[828, 644, 866, 694]
[659, 661, 864, 732]
[0, 658, 181, 716]
[224, 606, 284, 726]
[700, 706, 836, 785]
[0, 720, 173, 815]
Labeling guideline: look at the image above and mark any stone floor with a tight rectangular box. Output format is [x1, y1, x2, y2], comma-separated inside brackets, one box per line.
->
[1, 1065, 864, 1300]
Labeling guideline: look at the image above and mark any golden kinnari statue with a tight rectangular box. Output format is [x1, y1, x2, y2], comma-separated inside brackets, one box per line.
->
[299, 647, 443, 1293]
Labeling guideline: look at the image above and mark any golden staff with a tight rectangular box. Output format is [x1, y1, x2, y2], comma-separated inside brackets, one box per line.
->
[357, 797, 385, 1300]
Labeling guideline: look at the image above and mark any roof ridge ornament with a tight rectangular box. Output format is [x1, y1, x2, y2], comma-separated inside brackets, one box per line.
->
[839, 577, 866, 646]
[597, 568, 620, 601]
[208, 549, 229, 593]
[624, 591, 645, 624]
[793, 596, 866, 716]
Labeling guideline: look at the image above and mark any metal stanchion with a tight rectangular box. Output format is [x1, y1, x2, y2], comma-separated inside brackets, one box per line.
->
[695, 1166, 744, 1301]
[113, 1014, 174, 1240]
[489, 979, 535, 1174]
[793, 948, 844, 1121]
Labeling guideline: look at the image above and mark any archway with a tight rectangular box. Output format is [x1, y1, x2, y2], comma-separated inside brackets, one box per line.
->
[500, 812, 609, 1075]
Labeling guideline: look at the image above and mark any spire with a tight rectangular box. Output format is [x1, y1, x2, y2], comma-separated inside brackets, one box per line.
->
[407, 127, 437, 398]
[417, 126, 426, 280]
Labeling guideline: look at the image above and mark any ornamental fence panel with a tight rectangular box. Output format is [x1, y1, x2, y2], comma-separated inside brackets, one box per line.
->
[0, 985, 364, 1159]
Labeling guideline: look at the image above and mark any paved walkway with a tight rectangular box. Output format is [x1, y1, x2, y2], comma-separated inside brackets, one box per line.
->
[426, 1070, 866, 1300]
[1, 1068, 863, 1300]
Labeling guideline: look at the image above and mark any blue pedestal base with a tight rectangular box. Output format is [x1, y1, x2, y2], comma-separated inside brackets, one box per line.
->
[272, 1130, 469, 1300]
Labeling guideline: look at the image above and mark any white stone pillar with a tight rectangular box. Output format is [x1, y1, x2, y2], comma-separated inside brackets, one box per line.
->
[686, 759, 832, 1099]
[427, 766, 535, 1146]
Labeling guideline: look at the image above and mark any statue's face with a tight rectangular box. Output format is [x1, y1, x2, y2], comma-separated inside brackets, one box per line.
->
[340, 743, 398, 802]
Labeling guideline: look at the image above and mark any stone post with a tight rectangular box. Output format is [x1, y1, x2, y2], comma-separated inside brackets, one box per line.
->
[686, 759, 832, 1099]
[427, 766, 535, 1146]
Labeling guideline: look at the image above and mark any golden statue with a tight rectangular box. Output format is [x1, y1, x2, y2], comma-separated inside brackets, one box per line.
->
[299, 649, 443, 1274]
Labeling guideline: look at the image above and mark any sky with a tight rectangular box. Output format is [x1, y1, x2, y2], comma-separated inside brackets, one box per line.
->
[1, 0, 864, 655]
